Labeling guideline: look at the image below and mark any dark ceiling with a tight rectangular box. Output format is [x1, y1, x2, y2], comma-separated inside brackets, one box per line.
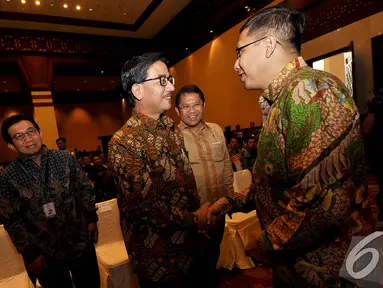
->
[0, 0, 382, 105]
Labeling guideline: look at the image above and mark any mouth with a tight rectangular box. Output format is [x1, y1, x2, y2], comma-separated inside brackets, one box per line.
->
[163, 96, 172, 101]
[26, 144, 36, 148]
[188, 115, 198, 121]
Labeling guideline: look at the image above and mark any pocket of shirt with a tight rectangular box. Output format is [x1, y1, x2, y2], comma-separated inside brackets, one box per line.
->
[211, 141, 224, 162]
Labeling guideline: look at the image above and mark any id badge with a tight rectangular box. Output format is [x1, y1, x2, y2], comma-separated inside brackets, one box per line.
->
[43, 202, 57, 219]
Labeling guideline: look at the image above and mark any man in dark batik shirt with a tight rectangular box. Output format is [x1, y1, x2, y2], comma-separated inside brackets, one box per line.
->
[0, 114, 100, 288]
[109, 52, 213, 288]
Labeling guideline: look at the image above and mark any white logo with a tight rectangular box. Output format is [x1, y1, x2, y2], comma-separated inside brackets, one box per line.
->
[345, 231, 383, 279]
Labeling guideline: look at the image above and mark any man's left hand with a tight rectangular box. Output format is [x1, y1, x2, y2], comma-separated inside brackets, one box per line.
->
[88, 223, 99, 244]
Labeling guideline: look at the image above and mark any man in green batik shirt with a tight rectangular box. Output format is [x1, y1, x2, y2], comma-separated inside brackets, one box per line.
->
[209, 6, 373, 288]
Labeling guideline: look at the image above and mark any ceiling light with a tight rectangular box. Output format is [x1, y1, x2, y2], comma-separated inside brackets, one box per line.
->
[35, 0, 40, 5]
[21, 0, 26, 4]
[88, 8, 93, 12]
[210, 30, 213, 33]
[186, 48, 189, 51]
[49, 2, 54, 6]
[101, 70, 104, 74]
[76, 5, 81, 10]
[63, 3, 68, 8]
[122, 12, 127, 15]
[5, 0, 11, 2]
[3, 81, 7, 84]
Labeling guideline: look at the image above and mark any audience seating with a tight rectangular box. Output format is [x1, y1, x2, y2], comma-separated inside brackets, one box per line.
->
[95, 198, 138, 288]
[0, 225, 34, 288]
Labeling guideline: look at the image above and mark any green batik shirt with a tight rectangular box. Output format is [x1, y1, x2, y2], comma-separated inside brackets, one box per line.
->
[244, 57, 373, 283]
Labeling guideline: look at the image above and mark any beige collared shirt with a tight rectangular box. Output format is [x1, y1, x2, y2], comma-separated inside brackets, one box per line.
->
[179, 121, 234, 204]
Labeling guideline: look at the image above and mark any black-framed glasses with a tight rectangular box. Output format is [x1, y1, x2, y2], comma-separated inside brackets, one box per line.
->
[11, 127, 38, 141]
[140, 75, 175, 87]
[236, 36, 281, 58]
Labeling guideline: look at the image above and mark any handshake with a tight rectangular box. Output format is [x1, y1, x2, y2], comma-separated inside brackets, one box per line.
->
[193, 197, 232, 231]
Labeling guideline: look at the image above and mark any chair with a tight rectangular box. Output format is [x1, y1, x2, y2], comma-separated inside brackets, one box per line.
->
[0, 225, 34, 288]
[95, 199, 138, 288]
[233, 169, 252, 193]
[217, 170, 261, 270]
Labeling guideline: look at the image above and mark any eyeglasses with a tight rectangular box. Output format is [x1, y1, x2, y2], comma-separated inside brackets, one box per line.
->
[178, 102, 202, 111]
[11, 127, 38, 141]
[236, 36, 281, 58]
[140, 75, 175, 87]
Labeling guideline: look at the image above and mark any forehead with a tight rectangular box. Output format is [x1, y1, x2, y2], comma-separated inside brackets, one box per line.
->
[8, 120, 35, 134]
[179, 92, 202, 104]
[147, 61, 168, 77]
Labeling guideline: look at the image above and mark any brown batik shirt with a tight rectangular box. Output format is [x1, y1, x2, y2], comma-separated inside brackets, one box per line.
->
[0, 147, 98, 264]
[108, 110, 201, 282]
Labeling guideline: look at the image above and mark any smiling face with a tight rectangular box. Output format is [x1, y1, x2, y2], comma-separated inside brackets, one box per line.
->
[176, 92, 205, 128]
[134, 61, 175, 118]
[234, 28, 269, 90]
[7, 120, 43, 157]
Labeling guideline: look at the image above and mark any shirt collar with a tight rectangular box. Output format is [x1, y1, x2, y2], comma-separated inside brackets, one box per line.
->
[178, 120, 207, 131]
[132, 110, 174, 132]
[18, 145, 49, 164]
[261, 56, 307, 104]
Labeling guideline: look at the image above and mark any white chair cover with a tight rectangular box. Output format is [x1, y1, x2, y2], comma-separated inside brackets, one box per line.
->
[233, 170, 252, 193]
[95, 199, 138, 288]
[0, 225, 34, 288]
[217, 211, 261, 270]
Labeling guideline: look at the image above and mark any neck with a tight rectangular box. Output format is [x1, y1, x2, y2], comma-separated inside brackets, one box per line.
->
[29, 153, 42, 165]
[264, 53, 299, 89]
[135, 106, 161, 120]
[191, 121, 205, 134]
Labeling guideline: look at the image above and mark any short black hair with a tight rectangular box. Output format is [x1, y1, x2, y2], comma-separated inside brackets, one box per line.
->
[121, 52, 167, 108]
[56, 137, 66, 143]
[175, 84, 205, 108]
[240, 6, 306, 53]
[1, 114, 40, 144]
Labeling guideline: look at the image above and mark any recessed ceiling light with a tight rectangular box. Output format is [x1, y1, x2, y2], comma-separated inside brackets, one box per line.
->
[5, 0, 11, 2]
[21, 0, 26, 4]
[110, 80, 114, 83]
[122, 12, 127, 15]
[83, 80, 87, 83]
[3, 81, 7, 84]
[76, 5, 81, 10]
[88, 8, 93, 12]
[49, 3, 54, 6]
[5, 90, 8, 93]
[101, 70, 104, 74]
[77, 88, 80, 91]
[186, 48, 189, 50]
[35, 0, 40, 5]
[210, 30, 213, 33]
[63, 3, 68, 8]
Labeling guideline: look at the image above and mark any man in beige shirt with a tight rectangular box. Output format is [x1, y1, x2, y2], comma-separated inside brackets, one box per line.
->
[176, 84, 234, 204]
[175, 84, 234, 286]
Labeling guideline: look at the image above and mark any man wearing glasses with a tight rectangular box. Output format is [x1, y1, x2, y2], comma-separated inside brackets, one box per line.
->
[108, 52, 212, 288]
[175, 84, 234, 287]
[0, 114, 99, 288]
[209, 6, 373, 287]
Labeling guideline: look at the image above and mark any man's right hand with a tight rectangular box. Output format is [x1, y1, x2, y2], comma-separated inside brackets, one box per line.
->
[26, 255, 47, 276]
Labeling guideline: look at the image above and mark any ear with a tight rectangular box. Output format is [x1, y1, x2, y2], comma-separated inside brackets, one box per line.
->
[265, 34, 278, 58]
[175, 107, 180, 116]
[131, 84, 143, 101]
[7, 143, 16, 152]
[203, 102, 206, 109]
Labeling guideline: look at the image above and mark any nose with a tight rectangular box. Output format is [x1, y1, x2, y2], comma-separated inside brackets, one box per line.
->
[166, 81, 175, 93]
[234, 58, 240, 72]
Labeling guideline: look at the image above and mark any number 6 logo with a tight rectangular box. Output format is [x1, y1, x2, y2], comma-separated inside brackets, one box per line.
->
[346, 231, 383, 279]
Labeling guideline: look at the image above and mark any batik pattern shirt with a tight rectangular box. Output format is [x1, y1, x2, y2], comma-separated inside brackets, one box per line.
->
[241, 57, 373, 286]
[0, 147, 97, 263]
[108, 111, 201, 282]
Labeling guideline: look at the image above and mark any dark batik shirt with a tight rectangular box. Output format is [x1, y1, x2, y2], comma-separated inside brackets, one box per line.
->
[0, 147, 98, 263]
[108, 110, 201, 282]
